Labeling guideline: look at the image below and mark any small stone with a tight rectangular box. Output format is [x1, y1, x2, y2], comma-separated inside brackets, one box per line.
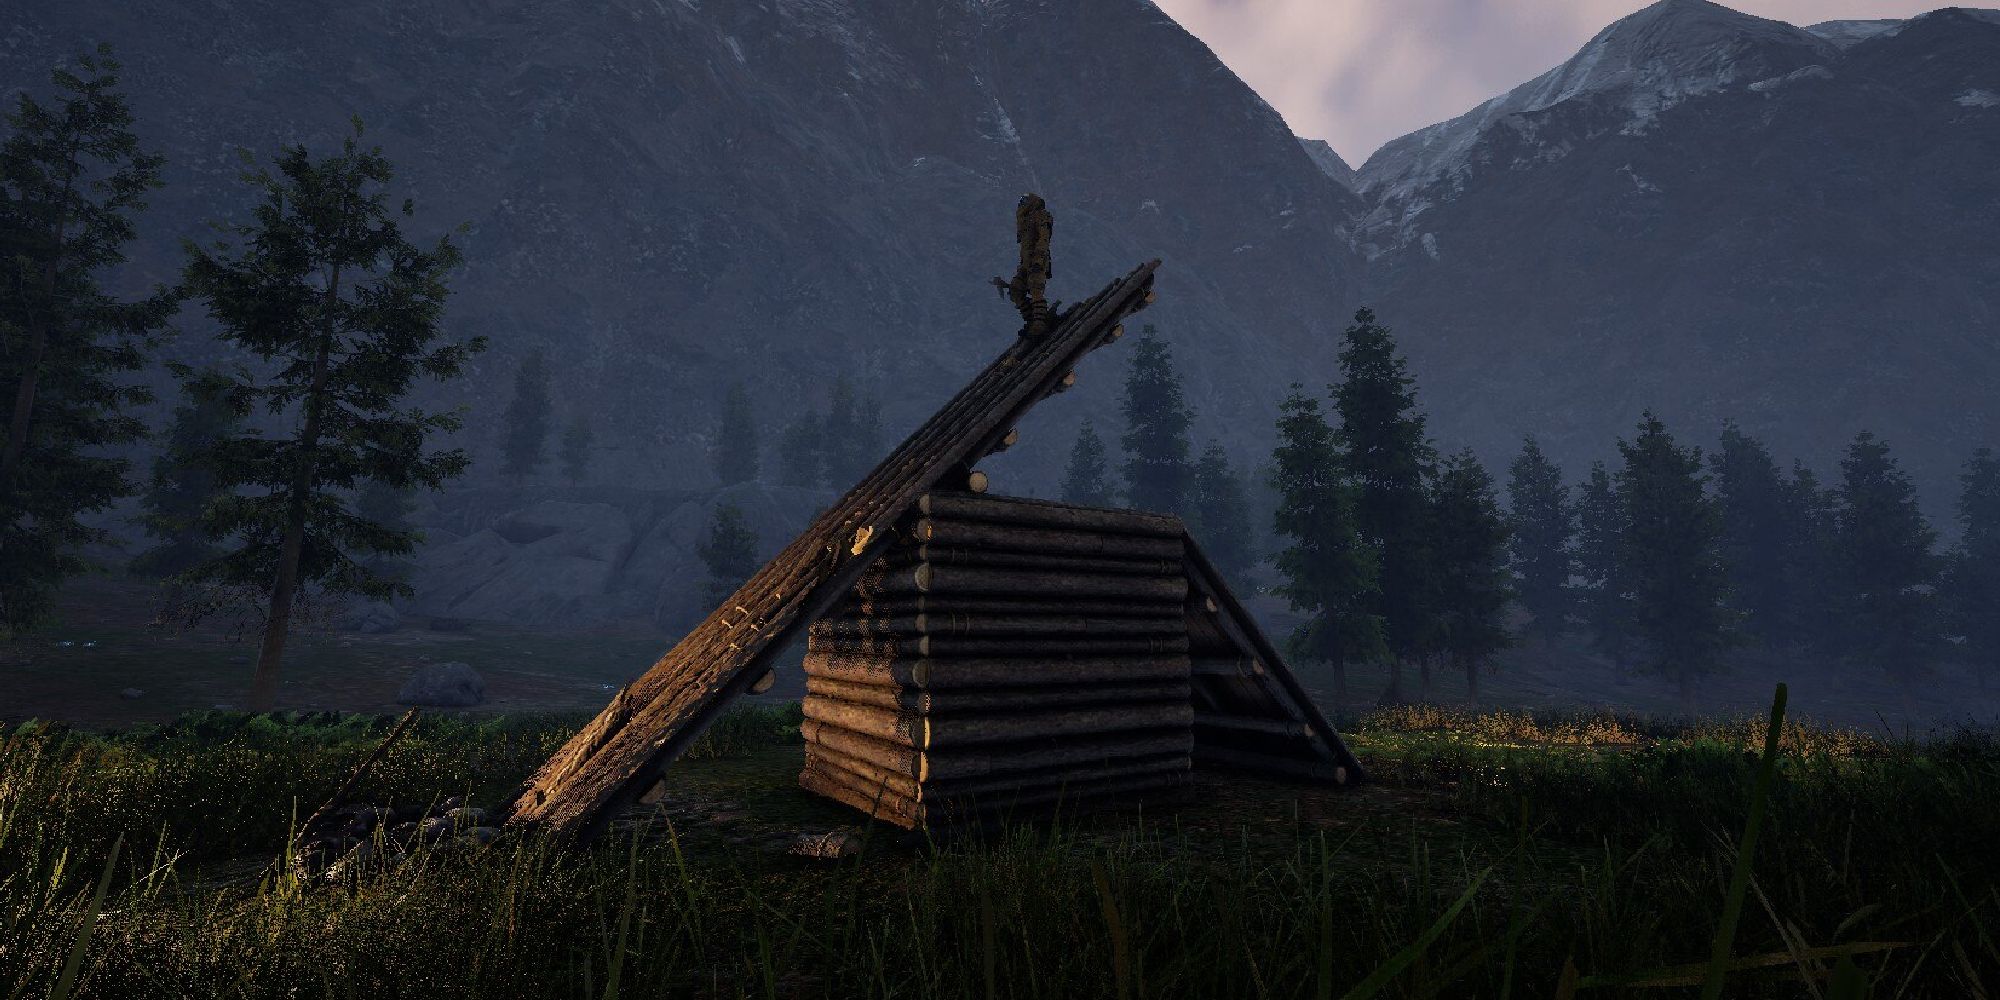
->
[445, 807, 488, 826]
[420, 817, 454, 840]
[119, 688, 143, 699]
[462, 826, 500, 846]
[789, 830, 861, 859]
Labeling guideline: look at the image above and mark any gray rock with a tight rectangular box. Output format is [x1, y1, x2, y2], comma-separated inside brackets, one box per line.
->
[789, 830, 861, 859]
[346, 601, 401, 634]
[396, 662, 487, 708]
[407, 501, 633, 626]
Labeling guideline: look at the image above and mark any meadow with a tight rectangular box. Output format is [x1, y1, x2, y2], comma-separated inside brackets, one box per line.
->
[3, 697, 1995, 998]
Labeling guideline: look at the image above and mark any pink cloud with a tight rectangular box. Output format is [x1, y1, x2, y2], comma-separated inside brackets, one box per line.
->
[1151, 0, 1950, 165]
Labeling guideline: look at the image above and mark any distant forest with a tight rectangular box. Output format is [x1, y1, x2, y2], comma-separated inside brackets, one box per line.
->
[6, 48, 1996, 721]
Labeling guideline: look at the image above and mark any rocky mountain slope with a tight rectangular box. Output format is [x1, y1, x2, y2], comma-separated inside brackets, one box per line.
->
[1354, 0, 2000, 503]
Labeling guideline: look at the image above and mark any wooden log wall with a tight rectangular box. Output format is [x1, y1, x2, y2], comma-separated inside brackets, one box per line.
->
[799, 493, 1195, 829]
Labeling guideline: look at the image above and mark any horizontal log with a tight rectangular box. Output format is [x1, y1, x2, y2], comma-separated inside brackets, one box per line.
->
[856, 563, 1188, 601]
[1194, 713, 1310, 738]
[917, 492, 1184, 538]
[807, 741, 1190, 802]
[835, 595, 1186, 619]
[801, 718, 1194, 782]
[810, 613, 1185, 639]
[801, 758, 1193, 829]
[1193, 744, 1349, 785]
[1191, 657, 1264, 677]
[801, 696, 1193, 749]
[803, 652, 1192, 689]
[884, 545, 1184, 577]
[910, 519, 1186, 560]
[806, 634, 1191, 660]
[806, 674, 1190, 714]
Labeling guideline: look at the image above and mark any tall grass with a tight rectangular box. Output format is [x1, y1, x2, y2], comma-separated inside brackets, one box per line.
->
[2, 702, 1994, 998]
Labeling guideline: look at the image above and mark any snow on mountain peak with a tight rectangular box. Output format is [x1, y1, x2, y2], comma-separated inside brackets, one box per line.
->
[1354, 0, 1834, 247]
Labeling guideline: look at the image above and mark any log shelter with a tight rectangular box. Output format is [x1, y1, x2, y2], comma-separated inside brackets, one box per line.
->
[504, 196, 1362, 842]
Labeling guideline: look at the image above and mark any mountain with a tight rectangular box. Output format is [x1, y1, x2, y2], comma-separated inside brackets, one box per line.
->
[1354, 1, 2000, 504]
[1, 0, 1359, 497]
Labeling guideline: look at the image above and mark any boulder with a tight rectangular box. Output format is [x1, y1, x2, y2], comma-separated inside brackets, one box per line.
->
[346, 601, 401, 634]
[408, 501, 634, 625]
[396, 661, 487, 707]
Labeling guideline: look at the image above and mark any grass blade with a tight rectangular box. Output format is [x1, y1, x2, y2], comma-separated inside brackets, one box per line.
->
[1700, 682, 1787, 1000]
[1338, 866, 1491, 1000]
[51, 833, 122, 1000]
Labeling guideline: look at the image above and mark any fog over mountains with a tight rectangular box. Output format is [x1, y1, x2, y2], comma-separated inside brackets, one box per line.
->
[4, 0, 1996, 625]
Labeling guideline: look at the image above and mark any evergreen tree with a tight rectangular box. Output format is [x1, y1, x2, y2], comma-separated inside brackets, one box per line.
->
[1060, 420, 1114, 507]
[1119, 329, 1195, 515]
[1709, 421, 1796, 648]
[697, 502, 759, 608]
[821, 375, 860, 486]
[1192, 442, 1254, 585]
[711, 381, 758, 486]
[1430, 449, 1513, 702]
[352, 480, 418, 586]
[1574, 461, 1632, 667]
[560, 415, 594, 485]
[776, 413, 823, 489]
[1331, 307, 1436, 703]
[1949, 447, 2000, 688]
[1505, 438, 1573, 646]
[177, 122, 485, 711]
[1616, 413, 1732, 708]
[1775, 462, 1840, 654]
[499, 349, 551, 481]
[1268, 385, 1381, 705]
[0, 47, 171, 634]
[1829, 432, 1941, 688]
[131, 386, 240, 579]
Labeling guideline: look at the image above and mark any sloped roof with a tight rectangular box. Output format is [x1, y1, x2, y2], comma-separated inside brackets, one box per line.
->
[507, 259, 1161, 841]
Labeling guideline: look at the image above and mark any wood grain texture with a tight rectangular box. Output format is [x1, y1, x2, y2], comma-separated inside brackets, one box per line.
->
[504, 260, 1160, 841]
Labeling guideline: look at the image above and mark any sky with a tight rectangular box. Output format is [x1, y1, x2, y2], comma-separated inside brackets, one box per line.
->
[1149, 0, 1949, 167]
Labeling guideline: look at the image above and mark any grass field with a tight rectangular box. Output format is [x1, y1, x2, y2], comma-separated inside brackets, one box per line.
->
[3, 699, 1995, 998]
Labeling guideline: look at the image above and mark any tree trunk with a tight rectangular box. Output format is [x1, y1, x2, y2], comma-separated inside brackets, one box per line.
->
[1380, 658, 1406, 705]
[1418, 655, 1433, 702]
[1676, 670, 1696, 718]
[1330, 658, 1348, 709]
[249, 265, 340, 711]
[1464, 655, 1480, 705]
[0, 169, 73, 489]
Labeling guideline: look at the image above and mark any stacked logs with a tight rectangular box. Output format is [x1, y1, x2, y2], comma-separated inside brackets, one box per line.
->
[799, 492, 1195, 829]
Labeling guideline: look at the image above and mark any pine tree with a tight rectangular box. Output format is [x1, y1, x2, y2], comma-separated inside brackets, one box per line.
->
[1331, 307, 1436, 703]
[131, 386, 240, 579]
[560, 415, 594, 485]
[776, 414, 823, 489]
[1060, 421, 1114, 507]
[1192, 442, 1254, 585]
[176, 122, 485, 710]
[1505, 437, 1573, 646]
[352, 480, 418, 586]
[1431, 449, 1513, 702]
[1268, 385, 1381, 705]
[0, 46, 171, 634]
[821, 376, 859, 486]
[1119, 329, 1195, 515]
[1574, 461, 1631, 667]
[1776, 462, 1840, 655]
[1616, 413, 1732, 709]
[499, 349, 551, 481]
[697, 503, 759, 608]
[1709, 422, 1796, 648]
[712, 381, 758, 486]
[1949, 447, 2000, 688]
[1829, 431, 1941, 689]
